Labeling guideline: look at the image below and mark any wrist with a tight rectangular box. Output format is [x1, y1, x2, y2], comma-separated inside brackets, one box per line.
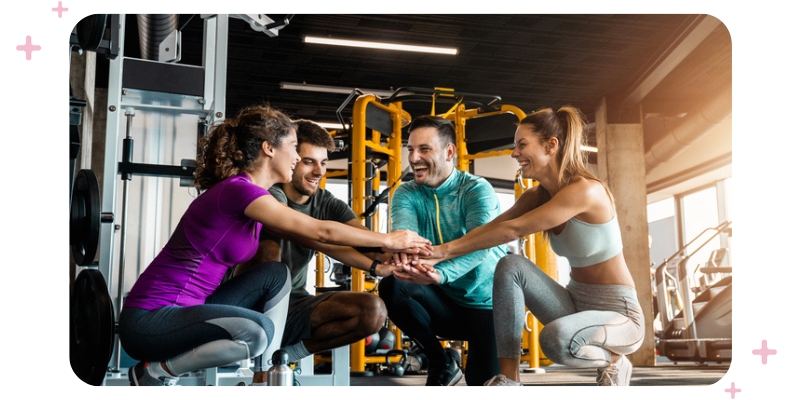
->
[439, 243, 451, 259]
[432, 269, 443, 284]
[369, 259, 380, 277]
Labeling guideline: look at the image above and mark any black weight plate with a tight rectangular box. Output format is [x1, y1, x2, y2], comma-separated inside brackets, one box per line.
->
[75, 14, 108, 52]
[70, 269, 115, 386]
[70, 170, 101, 266]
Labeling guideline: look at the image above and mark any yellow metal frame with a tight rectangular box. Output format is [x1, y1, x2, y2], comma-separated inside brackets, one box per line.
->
[348, 94, 410, 371]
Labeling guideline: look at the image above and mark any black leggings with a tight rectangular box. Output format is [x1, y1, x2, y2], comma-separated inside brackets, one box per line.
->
[119, 262, 291, 373]
[378, 276, 499, 386]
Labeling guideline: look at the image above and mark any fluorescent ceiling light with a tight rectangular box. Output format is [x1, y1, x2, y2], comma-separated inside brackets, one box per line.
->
[581, 145, 598, 153]
[304, 36, 458, 55]
[280, 82, 396, 97]
[316, 122, 347, 130]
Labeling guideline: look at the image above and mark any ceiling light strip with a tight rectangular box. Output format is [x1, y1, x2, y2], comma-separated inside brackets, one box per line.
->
[304, 36, 457, 55]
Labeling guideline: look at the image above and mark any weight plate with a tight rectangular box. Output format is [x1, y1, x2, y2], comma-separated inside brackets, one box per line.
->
[70, 269, 115, 386]
[70, 169, 101, 266]
[75, 15, 108, 52]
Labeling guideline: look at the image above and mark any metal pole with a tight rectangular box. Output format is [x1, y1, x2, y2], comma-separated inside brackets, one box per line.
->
[112, 108, 135, 371]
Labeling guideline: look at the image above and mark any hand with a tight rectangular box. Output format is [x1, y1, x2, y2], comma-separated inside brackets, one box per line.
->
[374, 262, 401, 278]
[410, 257, 442, 273]
[409, 245, 448, 272]
[381, 243, 433, 257]
[384, 251, 440, 274]
[383, 229, 432, 252]
[388, 251, 419, 269]
[392, 263, 442, 285]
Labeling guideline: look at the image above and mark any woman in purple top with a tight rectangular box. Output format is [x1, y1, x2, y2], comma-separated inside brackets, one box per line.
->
[120, 105, 431, 386]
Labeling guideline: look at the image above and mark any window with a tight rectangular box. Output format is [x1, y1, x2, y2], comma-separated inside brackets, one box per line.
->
[679, 186, 722, 274]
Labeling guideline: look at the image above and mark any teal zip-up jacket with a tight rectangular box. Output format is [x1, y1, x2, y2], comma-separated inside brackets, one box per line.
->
[390, 169, 507, 309]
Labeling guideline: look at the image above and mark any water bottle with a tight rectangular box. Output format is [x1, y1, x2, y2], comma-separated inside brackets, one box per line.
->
[267, 350, 293, 386]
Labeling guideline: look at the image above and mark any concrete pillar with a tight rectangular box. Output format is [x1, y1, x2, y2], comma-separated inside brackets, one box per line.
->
[595, 98, 655, 366]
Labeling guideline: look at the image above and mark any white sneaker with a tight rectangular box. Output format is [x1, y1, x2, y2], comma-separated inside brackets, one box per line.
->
[483, 374, 523, 386]
[596, 356, 632, 386]
[128, 362, 179, 386]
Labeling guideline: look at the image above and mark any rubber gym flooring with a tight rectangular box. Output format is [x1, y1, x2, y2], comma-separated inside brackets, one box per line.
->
[349, 360, 730, 386]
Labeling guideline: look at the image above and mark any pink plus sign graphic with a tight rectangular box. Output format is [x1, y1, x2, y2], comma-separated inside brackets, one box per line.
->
[753, 340, 777, 364]
[725, 382, 741, 399]
[52, 2, 68, 18]
[17, 36, 41, 60]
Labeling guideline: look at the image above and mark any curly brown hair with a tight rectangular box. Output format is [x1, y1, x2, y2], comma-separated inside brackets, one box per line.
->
[194, 105, 297, 191]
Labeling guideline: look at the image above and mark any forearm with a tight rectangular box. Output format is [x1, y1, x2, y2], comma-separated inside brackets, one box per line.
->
[317, 220, 386, 248]
[315, 243, 375, 272]
[437, 245, 502, 284]
[274, 229, 374, 270]
[442, 221, 518, 260]
[246, 196, 387, 248]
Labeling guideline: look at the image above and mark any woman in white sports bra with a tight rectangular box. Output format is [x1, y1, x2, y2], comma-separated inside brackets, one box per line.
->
[408, 106, 644, 386]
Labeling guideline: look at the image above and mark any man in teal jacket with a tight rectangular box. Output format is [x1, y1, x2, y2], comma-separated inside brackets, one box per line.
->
[379, 115, 507, 386]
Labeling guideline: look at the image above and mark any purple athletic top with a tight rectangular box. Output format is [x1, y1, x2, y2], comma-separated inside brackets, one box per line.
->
[124, 172, 271, 310]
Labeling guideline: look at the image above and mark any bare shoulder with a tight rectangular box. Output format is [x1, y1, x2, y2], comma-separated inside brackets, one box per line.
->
[565, 176, 614, 221]
[567, 176, 607, 196]
[557, 176, 597, 200]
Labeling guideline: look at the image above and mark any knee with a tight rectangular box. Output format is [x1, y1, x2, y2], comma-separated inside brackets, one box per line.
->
[539, 323, 573, 365]
[355, 295, 388, 336]
[264, 261, 291, 281]
[495, 254, 530, 275]
[256, 261, 291, 289]
[494, 254, 529, 285]
[237, 318, 273, 357]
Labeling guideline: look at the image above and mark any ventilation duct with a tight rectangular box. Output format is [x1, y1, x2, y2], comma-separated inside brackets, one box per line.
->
[137, 14, 179, 60]
[644, 85, 732, 173]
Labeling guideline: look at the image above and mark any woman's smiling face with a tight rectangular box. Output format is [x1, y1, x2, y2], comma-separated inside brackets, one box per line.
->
[511, 125, 553, 180]
[272, 129, 300, 183]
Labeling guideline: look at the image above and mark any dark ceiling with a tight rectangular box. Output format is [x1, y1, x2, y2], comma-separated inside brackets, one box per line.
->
[115, 14, 732, 152]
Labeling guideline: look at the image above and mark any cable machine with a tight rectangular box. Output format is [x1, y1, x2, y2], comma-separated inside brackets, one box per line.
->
[68, 14, 330, 387]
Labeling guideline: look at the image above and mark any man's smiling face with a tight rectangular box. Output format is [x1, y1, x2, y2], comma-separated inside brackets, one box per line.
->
[407, 126, 454, 188]
[290, 142, 328, 197]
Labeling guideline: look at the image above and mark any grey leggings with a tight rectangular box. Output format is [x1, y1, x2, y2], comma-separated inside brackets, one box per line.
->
[119, 262, 291, 374]
[493, 255, 645, 367]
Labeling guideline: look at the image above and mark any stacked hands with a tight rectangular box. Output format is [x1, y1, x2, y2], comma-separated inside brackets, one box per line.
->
[380, 229, 448, 284]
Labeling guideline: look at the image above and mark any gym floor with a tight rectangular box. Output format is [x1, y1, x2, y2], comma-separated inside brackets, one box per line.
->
[349, 360, 730, 386]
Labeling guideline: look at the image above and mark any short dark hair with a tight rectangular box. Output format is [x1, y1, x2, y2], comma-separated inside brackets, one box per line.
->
[407, 115, 456, 148]
[293, 119, 334, 152]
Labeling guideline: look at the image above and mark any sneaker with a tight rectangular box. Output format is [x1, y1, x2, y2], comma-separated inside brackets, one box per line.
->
[596, 356, 632, 386]
[425, 352, 463, 386]
[128, 361, 179, 386]
[484, 374, 523, 386]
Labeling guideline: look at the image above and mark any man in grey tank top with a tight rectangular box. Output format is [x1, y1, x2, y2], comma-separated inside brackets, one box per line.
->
[234, 120, 389, 363]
